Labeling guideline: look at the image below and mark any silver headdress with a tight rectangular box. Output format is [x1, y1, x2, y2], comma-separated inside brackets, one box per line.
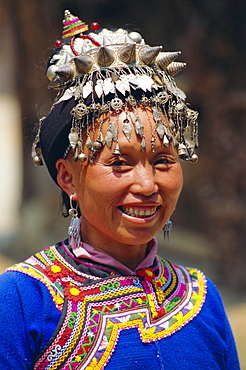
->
[32, 10, 199, 172]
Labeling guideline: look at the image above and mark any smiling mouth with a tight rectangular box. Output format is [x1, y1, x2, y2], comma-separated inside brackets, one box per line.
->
[119, 206, 158, 218]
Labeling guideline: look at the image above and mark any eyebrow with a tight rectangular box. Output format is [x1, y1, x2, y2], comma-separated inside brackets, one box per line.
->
[110, 142, 176, 158]
[117, 137, 175, 150]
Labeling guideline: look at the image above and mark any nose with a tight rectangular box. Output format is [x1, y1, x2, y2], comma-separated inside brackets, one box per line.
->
[130, 163, 158, 196]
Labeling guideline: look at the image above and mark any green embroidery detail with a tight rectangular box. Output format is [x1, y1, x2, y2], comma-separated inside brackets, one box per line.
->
[68, 312, 77, 329]
[165, 296, 181, 312]
[100, 281, 121, 292]
[45, 249, 56, 261]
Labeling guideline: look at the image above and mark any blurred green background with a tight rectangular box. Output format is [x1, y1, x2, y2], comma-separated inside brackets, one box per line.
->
[0, 0, 245, 366]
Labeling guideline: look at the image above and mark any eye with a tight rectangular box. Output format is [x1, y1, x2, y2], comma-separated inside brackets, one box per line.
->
[110, 157, 132, 171]
[154, 156, 175, 168]
[112, 160, 127, 166]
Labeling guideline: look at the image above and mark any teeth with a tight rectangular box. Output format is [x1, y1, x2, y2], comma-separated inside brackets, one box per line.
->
[121, 207, 157, 218]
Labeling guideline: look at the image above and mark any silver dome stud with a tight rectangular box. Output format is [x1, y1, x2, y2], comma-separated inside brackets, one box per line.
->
[73, 55, 94, 74]
[167, 61, 186, 76]
[96, 46, 116, 67]
[155, 51, 181, 70]
[138, 46, 162, 65]
[118, 43, 136, 64]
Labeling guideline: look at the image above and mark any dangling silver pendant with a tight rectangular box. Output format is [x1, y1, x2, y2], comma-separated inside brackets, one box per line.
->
[105, 121, 117, 148]
[68, 216, 81, 248]
[140, 137, 146, 151]
[163, 219, 172, 241]
[134, 118, 144, 137]
[122, 118, 132, 141]
[113, 142, 121, 155]
[68, 195, 81, 249]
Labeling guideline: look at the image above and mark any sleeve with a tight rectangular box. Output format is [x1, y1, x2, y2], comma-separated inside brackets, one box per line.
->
[205, 278, 240, 370]
[0, 270, 61, 369]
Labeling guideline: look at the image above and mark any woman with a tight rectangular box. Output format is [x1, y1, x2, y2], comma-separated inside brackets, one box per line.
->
[0, 10, 239, 369]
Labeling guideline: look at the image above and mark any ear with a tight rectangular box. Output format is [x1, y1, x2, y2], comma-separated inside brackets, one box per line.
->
[56, 158, 76, 198]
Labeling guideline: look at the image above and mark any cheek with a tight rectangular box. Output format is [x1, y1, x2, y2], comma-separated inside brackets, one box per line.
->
[166, 164, 183, 199]
[175, 166, 183, 193]
[75, 168, 120, 212]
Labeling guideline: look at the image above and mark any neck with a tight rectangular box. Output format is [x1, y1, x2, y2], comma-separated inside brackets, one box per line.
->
[81, 235, 148, 271]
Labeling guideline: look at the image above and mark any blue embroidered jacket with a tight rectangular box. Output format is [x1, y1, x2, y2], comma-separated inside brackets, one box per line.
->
[0, 240, 240, 369]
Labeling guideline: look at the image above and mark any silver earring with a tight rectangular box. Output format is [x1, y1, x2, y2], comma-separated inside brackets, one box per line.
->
[68, 195, 81, 249]
[163, 219, 172, 240]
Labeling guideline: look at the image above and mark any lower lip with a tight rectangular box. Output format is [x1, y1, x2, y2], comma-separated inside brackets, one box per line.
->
[117, 207, 159, 224]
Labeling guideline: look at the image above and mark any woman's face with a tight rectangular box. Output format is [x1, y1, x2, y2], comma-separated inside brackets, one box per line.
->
[57, 106, 183, 255]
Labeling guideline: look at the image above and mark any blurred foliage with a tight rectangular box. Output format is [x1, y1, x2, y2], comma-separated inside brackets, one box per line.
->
[1, 0, 245, 289]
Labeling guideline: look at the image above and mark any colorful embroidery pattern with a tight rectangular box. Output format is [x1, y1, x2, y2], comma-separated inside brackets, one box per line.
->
[7, 242, 207, 370]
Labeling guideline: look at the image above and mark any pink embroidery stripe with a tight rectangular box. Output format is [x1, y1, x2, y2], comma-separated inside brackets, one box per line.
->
[64, 18, 81, 26]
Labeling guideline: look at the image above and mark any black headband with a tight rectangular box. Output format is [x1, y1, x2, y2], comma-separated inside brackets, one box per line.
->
[40, 98, 76, 182]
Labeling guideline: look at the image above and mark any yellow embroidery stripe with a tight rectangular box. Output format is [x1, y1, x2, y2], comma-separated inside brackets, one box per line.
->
[47, 303, 85, 369]
[49, 246, 75, 272]
[85, 268, 206, 370]
[49, 288, 145, 368]
[7, 265, 64, 309]
[87, 319, 143, 370]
